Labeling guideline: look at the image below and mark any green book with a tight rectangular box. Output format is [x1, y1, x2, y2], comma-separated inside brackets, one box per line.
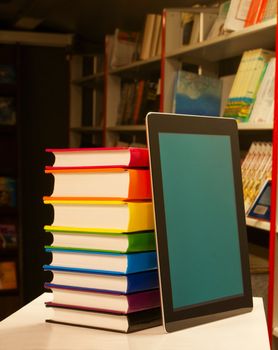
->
[45, 227, 156, 253]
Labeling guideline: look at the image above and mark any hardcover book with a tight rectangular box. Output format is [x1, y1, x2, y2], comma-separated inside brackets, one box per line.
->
[43, 199, 154, 233]
[45, 285, 160, 313]
[44, 248, 157, 274]
[44, 268, 159, 293]
[46, 147, 149, 169]
[45, 228, 155, 253]
[45, 167, 152, 200]
[46, 305, 161, 333]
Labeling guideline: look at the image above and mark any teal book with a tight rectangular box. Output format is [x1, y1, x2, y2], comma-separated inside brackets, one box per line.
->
[173, 70, 222, 117]
[45, 248, 157, 274]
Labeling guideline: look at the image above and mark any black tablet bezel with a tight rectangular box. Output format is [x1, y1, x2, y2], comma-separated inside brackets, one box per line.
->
[146, 112, 253, 333]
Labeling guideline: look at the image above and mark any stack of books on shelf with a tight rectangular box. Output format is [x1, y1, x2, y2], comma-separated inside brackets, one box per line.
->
[43, 147, 161, 333]
[241, 142, 272, 218]
[223, 48, 275, 122]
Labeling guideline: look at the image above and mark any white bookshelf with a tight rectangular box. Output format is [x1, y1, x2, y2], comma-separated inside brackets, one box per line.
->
[246, 217, 271, 232]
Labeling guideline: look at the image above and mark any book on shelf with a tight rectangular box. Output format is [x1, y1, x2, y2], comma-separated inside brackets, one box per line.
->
[45, 167, 152, 200]
[220, 74, 236, 117]
[46, 305, 161, 333]
[139, 14, 163, 60]
[0, 177, 16, 207]
[0, 65, 15, 83]
[223, 0, 252, 31]
[248, 57, 275, 124]
[206, 1, 231, 40]
[181, 12, 195, 45]
[0, 224, 17, 249]
[0, 261, 17, 290]
[244, 0, 268, 27]
[0, 97, 16, 125]
[44, 248, 157, 274]
[241, 142, 272, 213]
[44, 199, 154, 233]
[46, 147, 149, 169]
[45, 285, 160, 313]
[223, 48, 275, 122]
[45, 228, 155, 253]
[261, 0, 277, 21]
[189, 12, 218, 44]
[173, 70, 222, 117]
[44, 268, 159, 294]
[247, 179, 271, 221]
[110, 28, 139, 69]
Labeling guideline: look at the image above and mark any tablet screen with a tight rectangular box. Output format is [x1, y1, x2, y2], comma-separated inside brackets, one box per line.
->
[159, 132, 243, 310]
[146, 113, 253, 332]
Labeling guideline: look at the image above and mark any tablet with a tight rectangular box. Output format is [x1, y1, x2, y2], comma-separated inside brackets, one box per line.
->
[146, 112, 253, 333]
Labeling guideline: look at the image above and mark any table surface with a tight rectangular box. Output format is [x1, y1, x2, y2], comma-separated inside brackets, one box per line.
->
[0, 293, 271, 350]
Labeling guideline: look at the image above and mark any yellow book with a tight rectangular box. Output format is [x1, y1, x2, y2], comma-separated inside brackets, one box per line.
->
[44, 198, 154, 233]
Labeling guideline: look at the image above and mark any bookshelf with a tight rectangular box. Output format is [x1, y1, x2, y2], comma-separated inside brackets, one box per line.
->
[69, 54, 105, 148]
[0, 44, 21, 319]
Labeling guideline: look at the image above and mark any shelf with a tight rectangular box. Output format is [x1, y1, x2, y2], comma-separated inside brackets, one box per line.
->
[72, 72, 104, 88]
[107, 125, 146, 132]
[246, 217, 271, 231]
[70, 126, 103, 133]
[237, 122, 274, 130]
[109, 56, 161, 77]
[166, 18, 276, 64]
[273, 327, 278, 338]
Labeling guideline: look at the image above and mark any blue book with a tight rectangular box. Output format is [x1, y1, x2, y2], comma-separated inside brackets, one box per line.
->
[43, 269, 159, 294]
[247, 179, 271, 221]
[173, 70, 222, 117]
[45, 248, 157, 274]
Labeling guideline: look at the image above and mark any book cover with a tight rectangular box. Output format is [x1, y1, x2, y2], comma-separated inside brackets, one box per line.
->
[45, 285, 160, 313]
[244, 0, 267, 26]
[46, 305, 161, 333]
[43, 199, 154, 233]
[173, 70, 222, 117]
[45, 147, 149, 169]
[223, 0, 252, 31]
[247, 179, 271, 221]
[45, 167, 152, 200]
[44, 249, 157, 274]
[45, 228, 156, 253]
[44, 268, 159, 293]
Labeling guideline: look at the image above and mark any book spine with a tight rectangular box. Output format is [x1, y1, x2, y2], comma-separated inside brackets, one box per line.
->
[126, 251, 157, 273]
[127, 270, 159, 293]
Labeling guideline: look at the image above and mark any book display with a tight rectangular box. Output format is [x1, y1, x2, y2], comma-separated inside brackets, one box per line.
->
[65, 3, 278, 344]
[44, 147, 160, 332]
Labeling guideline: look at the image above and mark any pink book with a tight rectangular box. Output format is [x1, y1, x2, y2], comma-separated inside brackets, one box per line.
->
[46, 147, 149, 169]
[45, 285, 160, 314]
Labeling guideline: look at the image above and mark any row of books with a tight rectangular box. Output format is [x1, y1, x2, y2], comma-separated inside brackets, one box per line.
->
[241, 142, 272, 216]
[110, 13, 162, 69]
[44, 147, 161, 332]
[225, 0, 276, 32]
[171, 48, 275, 123]
[117, 79, 160, 126]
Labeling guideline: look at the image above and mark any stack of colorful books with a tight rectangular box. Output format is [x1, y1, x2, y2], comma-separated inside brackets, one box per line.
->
[43, 147, 161, 333]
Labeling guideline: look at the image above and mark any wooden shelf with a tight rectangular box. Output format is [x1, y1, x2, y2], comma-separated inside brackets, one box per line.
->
[246, 217, 271, 232]
[107, 125, 146, 132]
[237, 122, 274, 130]
[70, 126, 103, 133]
[109, 56, 161, 77]
[166, 18, 276, 64]
[72, 72, 104, 88]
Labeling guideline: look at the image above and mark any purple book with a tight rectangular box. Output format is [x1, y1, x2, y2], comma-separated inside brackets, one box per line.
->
[45, 285, 160, 314]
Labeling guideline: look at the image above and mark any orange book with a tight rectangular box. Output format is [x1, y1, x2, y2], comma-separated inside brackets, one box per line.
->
[244, 0, 268, 26]
[45, 167, 151, 200]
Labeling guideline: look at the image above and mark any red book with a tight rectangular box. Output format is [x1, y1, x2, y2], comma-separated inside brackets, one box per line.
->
[46, 147, 149, 169]
[45, 285, 160, 313]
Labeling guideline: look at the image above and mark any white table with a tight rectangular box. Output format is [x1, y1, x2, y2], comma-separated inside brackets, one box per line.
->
[0, 293, 270, 350]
